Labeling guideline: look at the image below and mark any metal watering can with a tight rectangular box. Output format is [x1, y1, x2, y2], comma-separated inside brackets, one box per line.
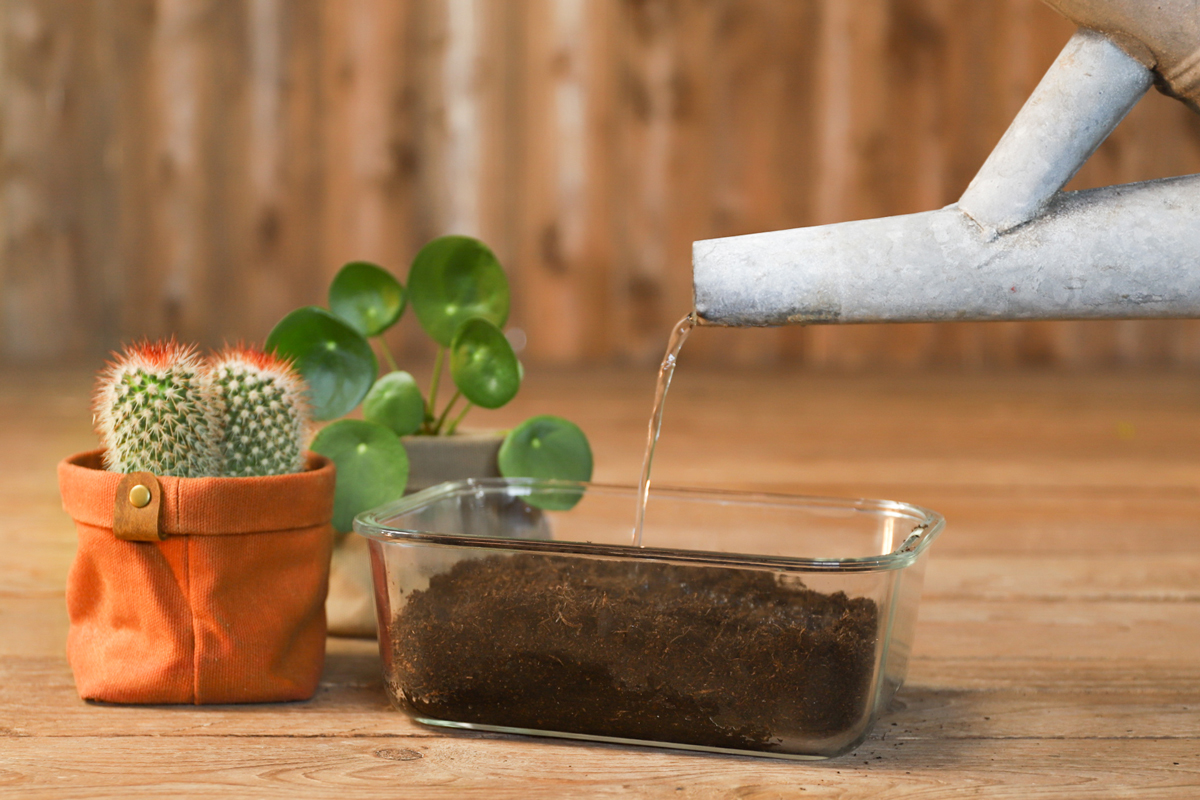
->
[692, 0, 1200, 328]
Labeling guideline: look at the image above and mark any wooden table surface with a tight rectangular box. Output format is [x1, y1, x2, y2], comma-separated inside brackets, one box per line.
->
[3, 364, 1199, 798]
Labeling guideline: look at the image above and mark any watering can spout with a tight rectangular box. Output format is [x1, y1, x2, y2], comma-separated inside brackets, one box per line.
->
[693, 1, 1200, 327]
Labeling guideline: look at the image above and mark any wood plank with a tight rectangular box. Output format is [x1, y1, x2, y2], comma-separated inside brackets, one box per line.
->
[141, 0, 219, 343]
[913, 600, 1200, 661]
[2, 1, 1200, 368]
[511, 0, 614, 364]
[318, 0, 413, 274]
[905, 656, 1200, 692]
[8, 646, 1200, 715]
[691, 0, 793, 367]
[5, 366, 1200, 795]
[0, 0, 117, 361]
[11, 367, 1200, 596]
[11, 368, 1200, 489]
[4, 652, 1198, 742]
[16, 528, 1200, 599]
[0, 597, 67, 658]
[7, 592, 1199, 699]
[7, 580, 1200, 652]
[608, 0, 692, 362]
[232, 0, 324, 345]
[924, 555, 1200, 601]
[1, 735, 1198, 799]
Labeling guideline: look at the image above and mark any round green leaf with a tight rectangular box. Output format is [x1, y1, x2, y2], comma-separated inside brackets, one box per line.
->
[311, 419, 409, 533]
[407, 236, 510, 346]
[363, 371, 426, 437]
[450, 318, 520, 409]
[328, 261, 406, 337]
[499, 415, 593, 510]
[266, 306, 377, 420]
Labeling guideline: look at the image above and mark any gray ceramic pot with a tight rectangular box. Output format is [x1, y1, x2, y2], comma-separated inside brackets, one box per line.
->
[325, 430, 505, 638]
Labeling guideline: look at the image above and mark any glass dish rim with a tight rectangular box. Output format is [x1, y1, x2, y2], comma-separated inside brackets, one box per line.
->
[353, 478, 945, 574]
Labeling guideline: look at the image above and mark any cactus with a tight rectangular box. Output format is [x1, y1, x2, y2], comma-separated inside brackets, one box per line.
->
[93, 339, 221, 477]
[210, 345, 309, 477]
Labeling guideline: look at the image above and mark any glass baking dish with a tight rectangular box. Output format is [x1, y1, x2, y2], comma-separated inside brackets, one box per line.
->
[355, 479, 944, 760]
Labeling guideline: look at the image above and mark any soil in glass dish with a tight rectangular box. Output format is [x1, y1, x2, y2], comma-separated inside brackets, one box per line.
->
[390, 553, 879, 752]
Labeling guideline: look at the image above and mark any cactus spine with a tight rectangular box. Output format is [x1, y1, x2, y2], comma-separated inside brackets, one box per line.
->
[93, 340, 222, 478]
[210, 346, 309, 477]
[94, 340, 310, 478]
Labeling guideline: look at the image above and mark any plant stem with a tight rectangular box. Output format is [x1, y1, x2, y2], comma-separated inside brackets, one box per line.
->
[445, 401, 474, 435]
[426, 348, 445, 424]
[377, 337, 399, 372]
[433, 389, 462, 434]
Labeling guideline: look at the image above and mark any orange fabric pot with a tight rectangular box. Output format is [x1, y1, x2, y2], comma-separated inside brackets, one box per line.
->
[57, 449, 335, 704]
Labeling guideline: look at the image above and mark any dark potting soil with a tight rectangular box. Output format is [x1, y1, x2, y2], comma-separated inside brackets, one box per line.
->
[390, 553, 879, 753]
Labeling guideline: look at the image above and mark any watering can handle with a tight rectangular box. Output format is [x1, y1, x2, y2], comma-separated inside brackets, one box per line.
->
[1044, 0, 1200, 110]
[959, 0, 1200, 238]
[689, 0, 1200, 328]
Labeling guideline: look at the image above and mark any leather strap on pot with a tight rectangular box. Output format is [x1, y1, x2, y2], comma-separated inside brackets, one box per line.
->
[113, 472, 164, 542]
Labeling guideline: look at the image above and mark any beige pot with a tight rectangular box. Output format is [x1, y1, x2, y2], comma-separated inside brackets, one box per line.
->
[325, 430, 504, 638]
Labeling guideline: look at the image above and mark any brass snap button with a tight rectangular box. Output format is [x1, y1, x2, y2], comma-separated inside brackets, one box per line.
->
[129, 484, 152, 508]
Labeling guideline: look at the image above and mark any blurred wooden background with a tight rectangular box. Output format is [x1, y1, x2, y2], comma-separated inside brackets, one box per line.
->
[2, 0, 1199, 369]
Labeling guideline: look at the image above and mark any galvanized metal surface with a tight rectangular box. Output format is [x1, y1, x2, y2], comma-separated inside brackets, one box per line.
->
[693, 174, 1200, 326]
[693, 1, 1200, 328]
[957, 30, 1151, 236]
[1045, 0, 1200, 109]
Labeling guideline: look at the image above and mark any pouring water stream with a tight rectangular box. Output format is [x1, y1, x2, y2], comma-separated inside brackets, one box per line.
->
[631, 313, 697, 546]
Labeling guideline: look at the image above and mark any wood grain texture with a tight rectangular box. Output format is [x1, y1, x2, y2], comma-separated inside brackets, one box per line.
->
[3, 365, 1200, 795]
[3, 1, 1200, 369]
[3, 736, 1196, 800]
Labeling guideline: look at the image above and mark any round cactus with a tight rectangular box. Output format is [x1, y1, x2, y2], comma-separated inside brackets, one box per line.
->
[93, 339, 222, 477]
[210, 345, 310, 477]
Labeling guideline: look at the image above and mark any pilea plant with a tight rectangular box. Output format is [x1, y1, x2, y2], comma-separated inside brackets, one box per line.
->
[266, 235, 593, 529]
[94, 340, 310, 478]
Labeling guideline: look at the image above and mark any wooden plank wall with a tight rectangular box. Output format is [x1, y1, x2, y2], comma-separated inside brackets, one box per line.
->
[2, 0, 1199, 369]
